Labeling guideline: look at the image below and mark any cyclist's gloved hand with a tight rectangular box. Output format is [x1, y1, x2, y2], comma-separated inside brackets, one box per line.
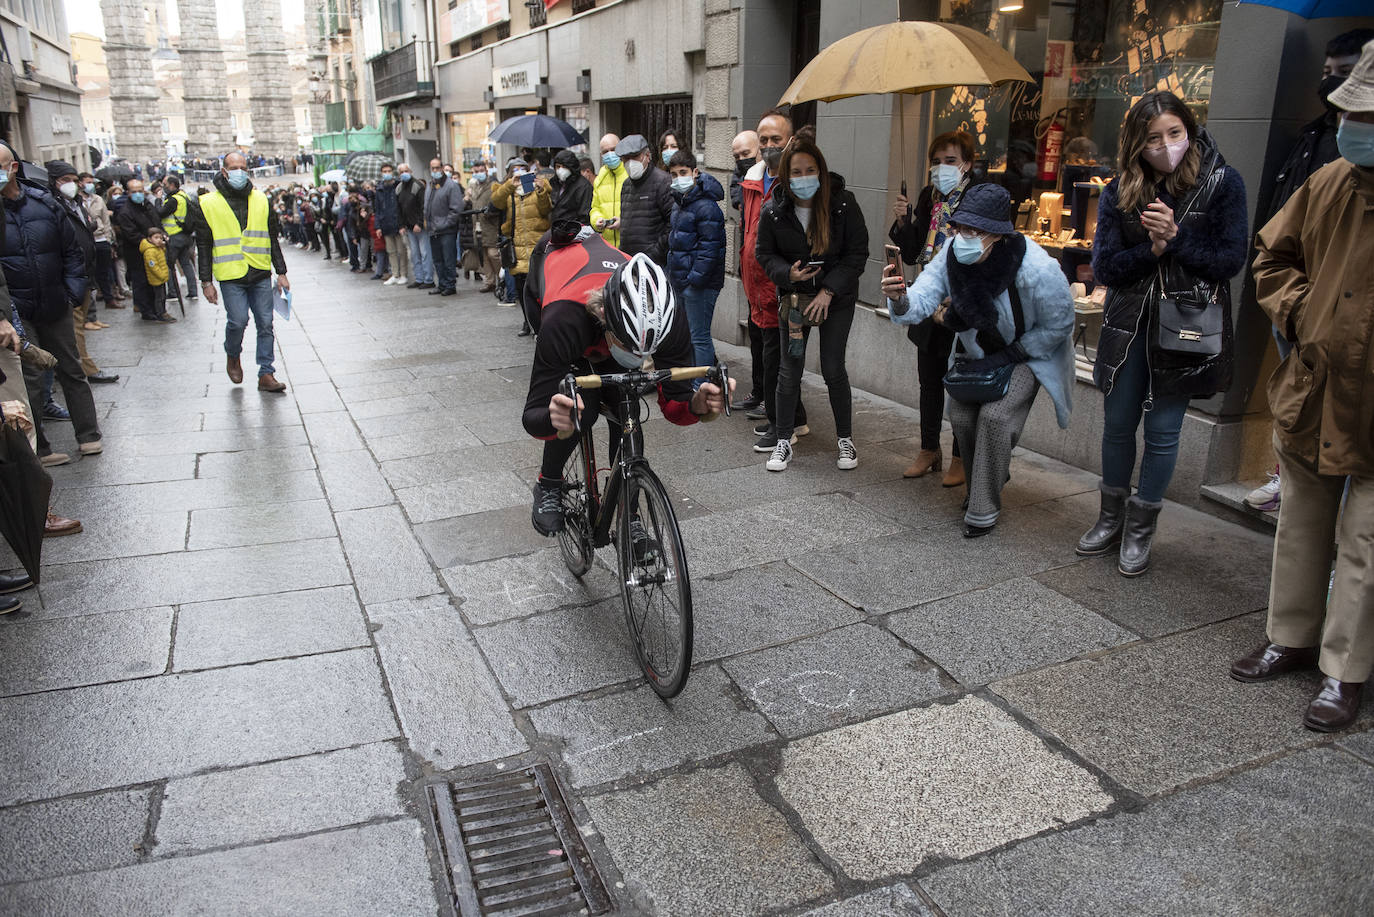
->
[549, 392, 584, 433]
[689, 378, 733, 419]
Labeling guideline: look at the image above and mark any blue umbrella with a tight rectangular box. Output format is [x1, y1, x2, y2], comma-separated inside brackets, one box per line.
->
[488, 114, 584, 148]
[1236, 0, 1374, 17]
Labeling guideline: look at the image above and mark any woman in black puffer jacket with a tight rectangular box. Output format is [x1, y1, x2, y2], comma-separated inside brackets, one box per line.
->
[1078, 91, 1247, 577]
[755, 130, 868, 474]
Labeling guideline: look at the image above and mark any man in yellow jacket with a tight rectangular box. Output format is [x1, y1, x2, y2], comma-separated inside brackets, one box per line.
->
[589, 132, 626, 247]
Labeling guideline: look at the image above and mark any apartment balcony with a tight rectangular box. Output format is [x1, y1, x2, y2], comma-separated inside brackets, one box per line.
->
[370, 41, 434, 106]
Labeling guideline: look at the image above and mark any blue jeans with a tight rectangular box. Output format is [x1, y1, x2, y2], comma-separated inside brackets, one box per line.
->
[221, 277, 276, 376]
[504, 270, 516, 301]
[678, 286, 719, 369]
[408, 229, 433, 284]
[430, 230, 457, 292]
[1101, 334, 1189, 503]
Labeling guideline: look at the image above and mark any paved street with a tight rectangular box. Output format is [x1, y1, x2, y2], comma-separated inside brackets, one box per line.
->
[1, 246, 1371, 916]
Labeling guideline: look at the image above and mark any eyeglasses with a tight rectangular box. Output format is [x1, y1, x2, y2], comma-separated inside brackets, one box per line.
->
[952, 227, 988, 240]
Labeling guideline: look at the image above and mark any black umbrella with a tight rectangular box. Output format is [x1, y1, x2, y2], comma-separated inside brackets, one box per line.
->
[94, 162, 134, 184]
[488, 114, 584, 148]
[0, 413, 52, 584]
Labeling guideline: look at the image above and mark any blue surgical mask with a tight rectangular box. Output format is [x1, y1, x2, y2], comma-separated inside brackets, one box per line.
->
[226, 169, 249, 189]
[931, 163, 964, 196]
[951, 234, 987, 265]
[602, 152, 621, 170]
[608, 342, 642, 369]
[431, 170, 444, 180]
[399, 171, 411, 182]
[790, 175, 820, 200]
[1337, 116, 1374, 168]
[473, 171, 487, 182]
[130, 191, 146, 204]
[381, 173, 394, 183]
[662, 149, 676, 165]
[83, 182, 95, 194]
[671, 175, 695, 194]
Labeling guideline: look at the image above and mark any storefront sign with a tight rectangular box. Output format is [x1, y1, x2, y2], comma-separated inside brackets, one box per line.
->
[50, 114, 73, 134]
[444, 0, 509, 44]
[493, 61, 539, 98]
[407, 115, 430, 133]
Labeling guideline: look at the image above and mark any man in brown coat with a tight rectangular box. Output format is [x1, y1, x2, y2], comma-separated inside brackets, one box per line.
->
[1231, 40, 1374, 733]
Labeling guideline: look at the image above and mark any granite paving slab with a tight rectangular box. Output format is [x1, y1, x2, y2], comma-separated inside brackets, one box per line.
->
[584, 764, 834, 916]
[187, 499, 337, 550]
[335, 505, 441, 604]
[722, 623, 951, 738]
[393, 470, 530, 523]
[679, 493, 909, 578]
[367, 595, 528, 768]
[676, 443, 908, 512]
[37, 510, 187, 564]
[474, 597, 642, 707]
[843, 475, 971, 531]
[366, 424, 486, 462]
[43, 453, 197, 487]
[53, 470, 325, 516]
[288, 382, 347, 414]
[0, 788, 152, 885]
[1338, 729, 1374, 764]
[0, 650, 397, 805]
[315, 448, 395, 511]
[298, 411, 365, 453]
[991, 613, 1373, 796]
[776, 696, 1114, 880]
[154, 743, 408, 855]
[920, 747, 1374, 917]
[378, 440, 538, 490]
[886, 578, 1137, 687]
[195, 444, 317, 479]
[121, 426, 309, 457]
[0, 607, 173, 695]
[439, 546, 619, 626]
[527, 667, 778, 787]
[355, 408, 463, 441]
[798, 885, 934, 917]
[413, 504, 551, 567]
[36, 538, 352, 618]
[347, 391, 443, 421]
[0, 820, 437, 916]
[172, 586, 369, 671]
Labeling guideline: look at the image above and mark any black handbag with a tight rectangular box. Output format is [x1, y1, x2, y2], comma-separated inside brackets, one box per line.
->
[498, 198, 517, 270]
[942, 283, 1026, 404]
[1153, 263, 1223, 357]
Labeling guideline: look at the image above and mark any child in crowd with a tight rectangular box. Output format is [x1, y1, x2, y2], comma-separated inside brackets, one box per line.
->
[139, 227, 176, 324]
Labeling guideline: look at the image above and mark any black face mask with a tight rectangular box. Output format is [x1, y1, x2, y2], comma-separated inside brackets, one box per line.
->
[761, 147, 783, 170]
[734, 156, 756, 177]
[1320, 74, 1346, 112]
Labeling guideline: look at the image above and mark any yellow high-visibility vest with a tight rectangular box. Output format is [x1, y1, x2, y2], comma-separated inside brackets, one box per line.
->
[161, 190, 188, 235]
[200, 189, 271, 281]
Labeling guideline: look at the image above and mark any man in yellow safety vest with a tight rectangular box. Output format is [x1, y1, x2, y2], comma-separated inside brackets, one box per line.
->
[158, 174, 198, 302]
[184, 151, 290, 392]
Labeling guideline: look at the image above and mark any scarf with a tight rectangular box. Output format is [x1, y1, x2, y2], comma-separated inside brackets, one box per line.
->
[921, 179, 969, 263]
[945, 232, 1026, 350]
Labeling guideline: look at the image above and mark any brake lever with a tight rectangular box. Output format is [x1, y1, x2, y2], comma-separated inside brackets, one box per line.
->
[716, 362, 731, 417]
[557, 373, 580, 441]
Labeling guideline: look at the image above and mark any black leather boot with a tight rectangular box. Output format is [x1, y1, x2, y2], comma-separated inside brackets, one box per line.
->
[1075, 483, 1130, 556]
[1118, 496, 1162, 577]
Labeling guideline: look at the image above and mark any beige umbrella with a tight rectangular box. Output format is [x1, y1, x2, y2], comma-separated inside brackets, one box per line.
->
[779, 21, 1032, 105]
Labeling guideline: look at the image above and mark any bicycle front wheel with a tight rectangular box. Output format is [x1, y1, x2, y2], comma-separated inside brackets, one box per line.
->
[617, 466, 693, 698]
[557, 432, 595, 577]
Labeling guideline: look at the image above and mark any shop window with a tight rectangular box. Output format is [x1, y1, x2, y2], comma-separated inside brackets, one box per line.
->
[927, 0, 1222, 367]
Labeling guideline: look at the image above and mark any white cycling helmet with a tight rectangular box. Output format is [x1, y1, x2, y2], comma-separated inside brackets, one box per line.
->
[602, 253, 677, 360]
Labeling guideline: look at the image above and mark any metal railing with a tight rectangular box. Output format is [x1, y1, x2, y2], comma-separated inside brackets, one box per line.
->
[370, 40, 433, 102]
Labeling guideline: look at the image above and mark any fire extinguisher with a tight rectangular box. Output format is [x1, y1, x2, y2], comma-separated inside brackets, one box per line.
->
[1036, 108, 1068, 182]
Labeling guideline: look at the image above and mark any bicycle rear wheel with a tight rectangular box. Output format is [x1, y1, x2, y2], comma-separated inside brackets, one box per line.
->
[617, 465, 693, 698]
[557, 433, 595, 577]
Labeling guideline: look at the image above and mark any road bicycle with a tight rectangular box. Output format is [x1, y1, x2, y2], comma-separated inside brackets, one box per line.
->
[555, 364, 730, 698]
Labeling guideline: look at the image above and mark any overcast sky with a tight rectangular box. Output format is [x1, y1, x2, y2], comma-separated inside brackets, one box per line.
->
[63, 0, 304, 41]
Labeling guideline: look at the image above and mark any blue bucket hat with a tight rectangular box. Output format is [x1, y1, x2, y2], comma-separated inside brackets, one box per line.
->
[947, 183, 1015, 235]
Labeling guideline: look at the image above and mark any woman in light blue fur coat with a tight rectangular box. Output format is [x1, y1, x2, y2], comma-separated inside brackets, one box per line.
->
[880, 184, 1074, 537]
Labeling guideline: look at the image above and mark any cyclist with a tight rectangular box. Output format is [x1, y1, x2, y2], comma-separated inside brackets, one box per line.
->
[522, 222, 731, 536]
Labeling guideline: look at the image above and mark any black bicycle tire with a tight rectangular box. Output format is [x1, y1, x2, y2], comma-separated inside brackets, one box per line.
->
[557, 431, 595, 578]
[617, 465, 693, 698]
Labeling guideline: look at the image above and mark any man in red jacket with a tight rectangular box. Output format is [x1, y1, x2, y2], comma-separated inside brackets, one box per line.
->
[740, 109, 807, 452]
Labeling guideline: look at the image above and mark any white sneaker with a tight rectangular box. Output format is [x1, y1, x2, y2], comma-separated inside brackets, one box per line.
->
[393, 276, 406, 286]
[766, 439, 793, 472]
[1244, 466, 1281, 511]
[837, 437, 858, 470]
[382, 277, 394, 285]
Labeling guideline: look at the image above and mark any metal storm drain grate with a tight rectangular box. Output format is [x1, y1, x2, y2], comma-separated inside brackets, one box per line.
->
[426, 763, 611, 917]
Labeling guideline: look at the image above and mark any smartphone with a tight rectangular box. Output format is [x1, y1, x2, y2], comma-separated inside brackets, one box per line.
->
[519, 172, 536, 194]
[805, 260, 825, 269]
[884, 244, 903, 276]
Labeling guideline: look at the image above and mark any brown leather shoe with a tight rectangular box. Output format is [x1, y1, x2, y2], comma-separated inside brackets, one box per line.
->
[226, 355, 243, 384]
[44, 511, 83, 537]
[942, 455, 966, 488]
[258, 373, 287, 393]
[1230, 642, 1319, 683]
[903, 449, 942, 479]
[1303, 677, 1363, 732]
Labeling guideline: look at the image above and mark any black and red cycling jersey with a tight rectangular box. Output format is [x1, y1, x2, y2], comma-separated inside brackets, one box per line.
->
[522, 230, 698, 441]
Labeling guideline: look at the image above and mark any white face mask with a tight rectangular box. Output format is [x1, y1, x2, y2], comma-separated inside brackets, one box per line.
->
[58, 181, 78, 199]
[555, 166, 572, 182]
[608, 341, 643, 369]
[626, 160, 647, 181]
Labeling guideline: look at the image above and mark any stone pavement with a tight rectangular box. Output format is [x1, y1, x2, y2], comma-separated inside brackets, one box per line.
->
[1, 247, 1371, 916]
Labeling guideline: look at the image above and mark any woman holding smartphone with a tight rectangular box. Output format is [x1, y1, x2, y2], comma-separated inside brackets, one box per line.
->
[755, 128, 869, 472]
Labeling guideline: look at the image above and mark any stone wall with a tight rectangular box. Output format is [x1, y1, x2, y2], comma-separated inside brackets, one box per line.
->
[100, 0, 163, 164]
[176, 0, 235, 158]
[242, 0, 298, 156]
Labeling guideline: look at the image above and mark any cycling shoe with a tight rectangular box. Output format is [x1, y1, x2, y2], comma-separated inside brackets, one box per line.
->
[531, 480, 565, 536]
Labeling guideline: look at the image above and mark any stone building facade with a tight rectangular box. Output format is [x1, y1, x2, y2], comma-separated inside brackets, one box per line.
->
[175, 0, 234, 157]
[242, 0, 298, 156]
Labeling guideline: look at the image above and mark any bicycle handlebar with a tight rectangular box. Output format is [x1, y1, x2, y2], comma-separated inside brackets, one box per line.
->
[554, 364, 730, 440]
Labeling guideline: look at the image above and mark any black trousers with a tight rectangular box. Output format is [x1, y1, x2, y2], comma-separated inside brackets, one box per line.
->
[125, 250, 156, 318]
[20, 311, 101, 452]
[761, 319, 806, 431]
[913, 321, 960, 456]
[539, 385, 642, 481]
[746, 317, 764, 398]
[165, 231, 197, 298]
[92, 241, 115, 311]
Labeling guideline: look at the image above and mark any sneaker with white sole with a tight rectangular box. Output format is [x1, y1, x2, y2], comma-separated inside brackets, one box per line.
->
[754, 427, 798, 453]
[836, 437, 858, 470]
[1244, 466, 1281, 511]
[392, 276, 406, 286]
[766, 439, 793, 472]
